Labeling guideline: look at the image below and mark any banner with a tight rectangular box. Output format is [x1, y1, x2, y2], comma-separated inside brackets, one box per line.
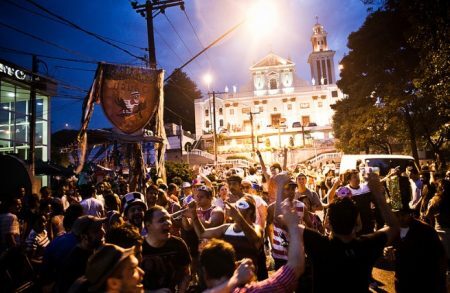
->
[100, 64, 163, 134]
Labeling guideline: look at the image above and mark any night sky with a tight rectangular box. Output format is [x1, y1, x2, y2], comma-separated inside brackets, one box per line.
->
[0, 0, 369, 132]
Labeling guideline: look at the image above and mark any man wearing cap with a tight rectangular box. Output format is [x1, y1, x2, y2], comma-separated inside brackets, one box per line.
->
[69, 244, 144, 293]
[180, 182, 194, 206]
[56, 215, 106, 292]
[123, 192, 148, 236]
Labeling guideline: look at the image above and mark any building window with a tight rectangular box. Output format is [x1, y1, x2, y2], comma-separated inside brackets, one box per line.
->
[218, 108, 223, 115]
[318, 102, 323, 107]
[205, 109, 209, 116]
[271, 114, 281, 127]
[273, 107, 278, 112]
[230, 109, 234, 115]
[205, 120, 210, 128]
[300, 103, 310, 109]
[269, 78, 277, 89]
[331, 90, 338, 97]
[219, 119, 223, 127]
[242, 107, 250, 114]
[287, 104, 292, 110]
[259, 106, 263, 113]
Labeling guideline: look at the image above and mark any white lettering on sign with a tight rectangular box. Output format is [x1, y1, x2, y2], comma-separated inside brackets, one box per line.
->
[0, 62, 30, 81]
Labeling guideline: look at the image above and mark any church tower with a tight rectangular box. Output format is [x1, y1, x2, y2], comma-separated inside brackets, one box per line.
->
[307, 18, 336, 85]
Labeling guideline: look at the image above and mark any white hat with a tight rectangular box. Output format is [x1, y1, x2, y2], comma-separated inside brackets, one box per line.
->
[181, 182, 191, 188]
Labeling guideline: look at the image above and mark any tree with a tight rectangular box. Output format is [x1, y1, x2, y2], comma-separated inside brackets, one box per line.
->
[335, 1, 449, 169]
[164, 70, 202, 133]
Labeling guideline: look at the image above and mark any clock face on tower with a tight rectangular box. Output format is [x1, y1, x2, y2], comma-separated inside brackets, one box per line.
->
[254, 75, 264, 90]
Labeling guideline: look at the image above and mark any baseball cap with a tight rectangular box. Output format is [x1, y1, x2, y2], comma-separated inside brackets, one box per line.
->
[123, 192, 147, 214]
[181, 182, 191, 188]
[72, 215, 106, 237]
[192, 179, 202, 186]
[297, 172, 307, 178]
[241, 179, 253, 186]
[85, 244, 135, 292]
[197, 185, 212, 197]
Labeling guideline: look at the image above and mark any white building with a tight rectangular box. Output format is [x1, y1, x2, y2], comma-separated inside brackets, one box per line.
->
[194, 21, 344, 156]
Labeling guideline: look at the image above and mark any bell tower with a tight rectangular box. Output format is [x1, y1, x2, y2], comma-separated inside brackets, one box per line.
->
[307, 17, 336, 85]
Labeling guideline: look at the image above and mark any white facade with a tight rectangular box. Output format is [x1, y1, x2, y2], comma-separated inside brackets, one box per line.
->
[195, 22, 344, 154]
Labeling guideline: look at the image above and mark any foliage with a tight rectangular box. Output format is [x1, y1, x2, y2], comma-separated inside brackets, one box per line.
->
[226, 155, 252, 161]
[164, 161, 194, 183]
[335, 0, 449, 169]
[164, 70, 202, 133]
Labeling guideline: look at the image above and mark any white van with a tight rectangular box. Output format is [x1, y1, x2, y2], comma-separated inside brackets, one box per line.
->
[339, 154, 419, 177]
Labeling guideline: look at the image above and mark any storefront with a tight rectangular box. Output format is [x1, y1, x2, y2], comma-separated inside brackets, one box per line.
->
[0, 59, 56, 187]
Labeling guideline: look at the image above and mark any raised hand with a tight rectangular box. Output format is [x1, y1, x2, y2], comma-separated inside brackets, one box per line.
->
[224, 201, 242, 222]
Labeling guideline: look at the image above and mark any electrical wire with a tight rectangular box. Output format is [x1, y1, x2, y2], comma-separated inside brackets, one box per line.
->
[0, 21, 96, 61]
[24, 0, 146, 62]
[183, 9, 213, 68]
[0, 46, 98, 64]
[4, 0, 147, 51]
[54, 65, 96, 72]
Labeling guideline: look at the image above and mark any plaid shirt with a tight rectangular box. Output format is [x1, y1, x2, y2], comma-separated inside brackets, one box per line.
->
[233, 265, 297, 293]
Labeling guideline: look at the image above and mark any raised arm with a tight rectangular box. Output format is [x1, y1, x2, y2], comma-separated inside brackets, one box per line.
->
[367, 173, 399, 245]
[186, 200, 228, 239]
[224, 201, 264, 250]
[256, 150, 270, 182]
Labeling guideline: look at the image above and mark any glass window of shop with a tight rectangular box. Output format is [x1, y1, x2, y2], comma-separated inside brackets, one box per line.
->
[0, 80, 49, 161]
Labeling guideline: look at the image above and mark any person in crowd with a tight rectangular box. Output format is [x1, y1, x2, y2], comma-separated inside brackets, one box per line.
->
[141, 205, 191, 292]
[25, 214, 50, 269]
[424, 177, 450, 268]
[123, 192, 148, 236]
[95, 182, 106, 206]
[61, 184, 82, 210]
[167, 183, 180, 204]
[295, 172, 324, 233]
[48, 198, 65, 240]
[389, 204, 447, 293]
[105, 222, 143, 261]
[69, 244, 144, 293]
[408, 168, 423, 211]
[21, 193, 40, 243]
[39, 186, 53, 212]
[186, 195, 267, 280]
[56, 215, 106, 292]
[40, 203, 84, 292]
[0, 197, 22, 251]
[156, 188, 182, 236]
[267, 179, 310, 269]
[145, 184, 159, 209]
[201, 177, 305, 292]
[180, 182, 194, 206]
[79, 184, 105, 217]
[213, 182, 230, 209]
[302, 173, 399, 292]
[241, 178, 268, 228]
[343, 169, 375, 234]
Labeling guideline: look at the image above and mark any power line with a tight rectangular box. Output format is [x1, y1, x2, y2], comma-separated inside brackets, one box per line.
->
[0, 46, 98, 64]
[24, 0, 147, 62]
[54, 65, 96, 72]
[163, 13, 200, 67]
[183, 9, 213, 68]
[4, 0, 148, 52]
[0, 21, 96, 60]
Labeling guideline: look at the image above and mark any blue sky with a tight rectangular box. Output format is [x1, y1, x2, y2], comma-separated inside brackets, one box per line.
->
[0, 0, 369, 132]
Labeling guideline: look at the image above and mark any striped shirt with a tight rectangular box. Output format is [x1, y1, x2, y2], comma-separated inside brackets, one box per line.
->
[272, 199, 304, 260]
[25, 229, 50, 259]
[233, 265, 296, 293]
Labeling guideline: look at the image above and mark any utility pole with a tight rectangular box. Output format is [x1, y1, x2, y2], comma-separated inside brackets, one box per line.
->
[132, 0, 184, 69]
[249, 110, 260, 158]
[29, 55, 38, 176]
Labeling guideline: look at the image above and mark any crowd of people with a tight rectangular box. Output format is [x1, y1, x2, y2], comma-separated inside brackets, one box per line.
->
[0, 153, 449, 292]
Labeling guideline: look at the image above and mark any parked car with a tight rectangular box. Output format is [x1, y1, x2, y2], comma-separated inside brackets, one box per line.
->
[339, 154, 419, 177]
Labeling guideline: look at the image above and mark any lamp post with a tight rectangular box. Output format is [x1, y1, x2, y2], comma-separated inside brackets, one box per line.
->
[249, 110, 260, 158]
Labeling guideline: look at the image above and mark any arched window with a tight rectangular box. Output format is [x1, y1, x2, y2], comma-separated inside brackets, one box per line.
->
[218, 108, 223, 115]
[269, 78, 277, 89]
[205, 120, 210, 128]
[205, 109, 209, 116]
